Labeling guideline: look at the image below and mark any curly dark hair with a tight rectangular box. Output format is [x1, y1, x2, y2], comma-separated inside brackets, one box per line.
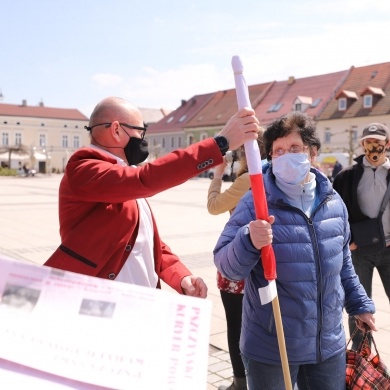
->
[263, 111, 321, 161]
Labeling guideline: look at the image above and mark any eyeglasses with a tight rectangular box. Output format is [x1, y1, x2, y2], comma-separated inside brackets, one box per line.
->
[119, 123, 147, 140]
[85, 122, 148, 140]
[270, 145, 308, 158]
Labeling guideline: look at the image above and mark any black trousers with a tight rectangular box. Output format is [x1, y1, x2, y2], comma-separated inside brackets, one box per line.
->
[220, 290, 245, 378]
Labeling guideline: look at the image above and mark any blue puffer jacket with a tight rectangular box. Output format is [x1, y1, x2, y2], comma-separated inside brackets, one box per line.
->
[214, 166, 375, 365]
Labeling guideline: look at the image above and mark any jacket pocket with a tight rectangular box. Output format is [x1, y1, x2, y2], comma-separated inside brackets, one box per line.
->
[59, 245, 97, 268]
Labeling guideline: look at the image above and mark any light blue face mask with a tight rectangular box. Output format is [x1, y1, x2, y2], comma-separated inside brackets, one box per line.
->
[272, 153, 311, 185]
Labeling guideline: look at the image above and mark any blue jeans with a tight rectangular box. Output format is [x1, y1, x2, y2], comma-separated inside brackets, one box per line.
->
[349, 247, 390, 349]
[242, 350, 346, 390]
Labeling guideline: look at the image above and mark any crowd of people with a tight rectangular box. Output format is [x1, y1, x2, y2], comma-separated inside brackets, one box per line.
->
[41, 95, 388, 390]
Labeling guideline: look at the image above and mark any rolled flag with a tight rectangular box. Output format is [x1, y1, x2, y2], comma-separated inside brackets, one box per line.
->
[231, 55, 292, 390]
[231, 55, 276, 303]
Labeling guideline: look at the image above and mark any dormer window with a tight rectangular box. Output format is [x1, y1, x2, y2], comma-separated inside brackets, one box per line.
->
[360, 86, 385, 109]
[363, 95, 373, 108]
[293, 96, 312, 112]
[338, 98, 347, 111]
[336, 90, 358, 111]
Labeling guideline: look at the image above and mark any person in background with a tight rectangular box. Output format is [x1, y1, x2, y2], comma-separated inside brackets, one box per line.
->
[207, 135, 265, 390]
[331, 160, 343, 182]
[333, 123, 390, 350]
[45, 97, 260, 298]
[214, 111, 376, 390]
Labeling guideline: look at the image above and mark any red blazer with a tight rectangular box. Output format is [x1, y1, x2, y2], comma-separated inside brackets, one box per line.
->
[45, 139, 222, 293]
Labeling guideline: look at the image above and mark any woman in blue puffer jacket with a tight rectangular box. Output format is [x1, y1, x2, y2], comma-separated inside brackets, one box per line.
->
[214, 111, 376, 390]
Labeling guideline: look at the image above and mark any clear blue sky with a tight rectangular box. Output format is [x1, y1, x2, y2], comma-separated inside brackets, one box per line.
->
[1, 0, 389, 117]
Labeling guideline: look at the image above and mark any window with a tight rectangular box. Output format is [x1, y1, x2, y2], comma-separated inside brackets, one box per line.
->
[352, 128, 358, 141]
[171, 137, 174, 147]
[267, 103, 283, 112]
[363, 95, 373, 108]
[179, 115, 187, 122]
[324, 129, 331, 144]
[311, 98, 322, 108]
[2, 132, 9, 146]
[178, 137, 182, 147]
[295, 103, 302, 111]
[15, 132, 22, 145]
[62, 135, 69, 148]
[162, 138, 165, 148]
[39, 134, 46, 147]
[267, 104, 277, 112]
[338, 98, 347, 111]
[166, 117, 174, 123]
[73, 135, 80, 148]
[201, 132, 207, 141]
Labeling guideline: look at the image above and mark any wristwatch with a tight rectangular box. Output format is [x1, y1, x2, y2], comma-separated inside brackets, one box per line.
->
[214, 135, 229, 156]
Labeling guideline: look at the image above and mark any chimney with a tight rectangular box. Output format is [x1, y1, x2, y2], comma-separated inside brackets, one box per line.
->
[39, 99, 44, 107]
[288, 76, 295, 85]
[22, 99, 27, 106]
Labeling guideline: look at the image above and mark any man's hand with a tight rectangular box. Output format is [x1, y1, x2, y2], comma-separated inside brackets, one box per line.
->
[181, 275, 208, 298]
[248, 216, 275, 250]
[355, 312, 377, 332]
[219, 107, 260, 151]
[349, 242, 357, 251]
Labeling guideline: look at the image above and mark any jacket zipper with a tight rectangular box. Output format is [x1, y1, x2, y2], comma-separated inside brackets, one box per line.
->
[274, 194, 333, 362]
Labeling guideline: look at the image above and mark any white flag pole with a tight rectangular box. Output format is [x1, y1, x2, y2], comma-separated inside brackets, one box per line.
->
[231, 55, 292, 390]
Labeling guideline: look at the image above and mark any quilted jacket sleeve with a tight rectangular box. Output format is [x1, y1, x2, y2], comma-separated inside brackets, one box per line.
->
[214, 191, 260, 281]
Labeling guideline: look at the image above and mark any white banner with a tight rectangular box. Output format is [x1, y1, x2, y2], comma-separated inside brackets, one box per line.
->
[0, 255, 211, 389]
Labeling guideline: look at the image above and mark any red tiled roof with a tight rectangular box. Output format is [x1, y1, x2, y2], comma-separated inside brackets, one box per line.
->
[139, 107, 170, 124]
[360, 86, 385, 97]
[147, 93, 215, 134]
[185, 82, 273, 128]
[318, 62, 390, 120]
[0, 102, 88, 121]
[255, 70, 350, 126]
[335, 90, 359, 99]
[296, 96, 313, 105]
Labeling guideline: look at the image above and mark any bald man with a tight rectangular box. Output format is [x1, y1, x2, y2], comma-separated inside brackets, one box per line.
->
[45, 97, 259, 298]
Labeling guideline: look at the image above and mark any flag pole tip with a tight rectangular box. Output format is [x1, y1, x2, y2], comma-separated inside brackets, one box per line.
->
[231, 55, 244, 73]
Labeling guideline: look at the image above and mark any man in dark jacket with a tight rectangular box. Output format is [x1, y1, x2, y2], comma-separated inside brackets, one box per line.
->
[333, 122, 390, 349]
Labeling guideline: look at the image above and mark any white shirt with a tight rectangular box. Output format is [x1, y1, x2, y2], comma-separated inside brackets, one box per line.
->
[115, 198, 158, 288]
[90, 144, 158, 287]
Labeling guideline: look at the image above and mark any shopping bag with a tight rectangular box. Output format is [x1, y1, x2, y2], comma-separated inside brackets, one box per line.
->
[346, 328, 390, 389]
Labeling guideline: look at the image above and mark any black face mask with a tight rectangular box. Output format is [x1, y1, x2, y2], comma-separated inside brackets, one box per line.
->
[125, 137, 149, 165]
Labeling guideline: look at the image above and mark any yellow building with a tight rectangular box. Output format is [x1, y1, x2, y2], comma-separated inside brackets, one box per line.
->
[0, 100, 89, 173]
